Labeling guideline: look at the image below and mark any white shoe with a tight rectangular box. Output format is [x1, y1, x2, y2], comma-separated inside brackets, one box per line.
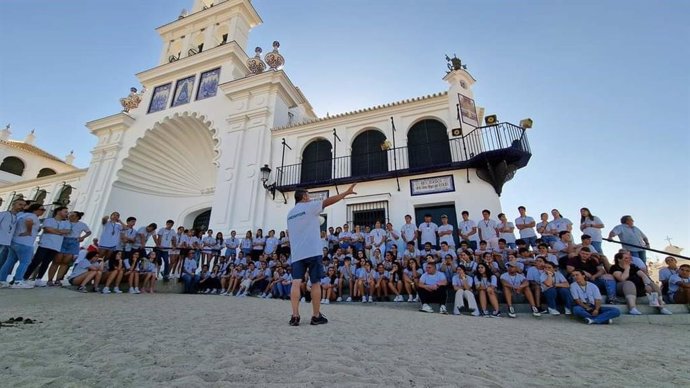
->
[361, 297, 367, 304]
[260, 293, 267, 298]
[660, 307, 673, 315]
[648, 292, 660, 307]
[629, 307, 642, 315]
[440, 305, 448, 314]
[407, 295, 414, 303]
[368, 296, 374, 303]
[34, 279, 47, 287]
[129, 288, 136, 294]
[266, 293, 272, 299]
[113, 287, 122, 294]
[471, 309, 481, 317]
[323, 299, 330, 304]
[11, 281, 34, 289]
[345, 296, 352, 302]
[220, 291, 227, 296]
[548, 307, 560, 316]
[0, 281, 9, 288]
[300, 297, 306, 303]
[102, 288, 111, 294]
[420, 304, 434, 313]
[564, 307, 572, 315]
[336, 297, 342, 302]
[134, 287, 141, 294]
[414, 295, 420, 302]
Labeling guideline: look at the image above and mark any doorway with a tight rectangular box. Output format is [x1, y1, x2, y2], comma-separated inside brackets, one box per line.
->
[414, 203, 458, 249]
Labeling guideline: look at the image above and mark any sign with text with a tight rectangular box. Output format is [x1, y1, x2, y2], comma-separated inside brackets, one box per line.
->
[410, 175, 455, 196]
[309, 190, 329, 201]
[458, 93, 479, 128]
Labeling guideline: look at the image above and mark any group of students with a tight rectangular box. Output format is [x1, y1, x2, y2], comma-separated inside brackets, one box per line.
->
[1, 202, 688, 326]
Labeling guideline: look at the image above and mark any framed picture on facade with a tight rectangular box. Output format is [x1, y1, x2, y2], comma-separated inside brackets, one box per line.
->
[147, 83, 172, 114]
[171, 75, 196, 107]
[458, 93, 479, 128]
[196, 68, 221, 101]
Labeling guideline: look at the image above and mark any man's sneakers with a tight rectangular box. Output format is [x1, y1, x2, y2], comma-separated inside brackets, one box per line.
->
[564, 307, 572, 315]
[10, 281, 33, 289]
[420, 304, 434, 313]
[439, 305, 448, 315]
[113, 287, 123, 294]
[102, 288, 111, 294]
[471, 309, 481, 317]
[336, 297, 342, 302]
[345, 296, 352, 302]
[34, 280, 47, 287]
[629, 307, 642, 315]
[532, 306, 542, 317]
[310, 313, 328, 326]
[659, 307, 673, 315]
[548, 307, 560, 316]
[508, 306, 517, 318]
[585, 318, 594, 325]
[289, 315, 300, 326]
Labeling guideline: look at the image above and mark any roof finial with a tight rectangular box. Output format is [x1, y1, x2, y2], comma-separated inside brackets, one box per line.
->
[65, 150, 75, 165]
[25, 129, 36, 145]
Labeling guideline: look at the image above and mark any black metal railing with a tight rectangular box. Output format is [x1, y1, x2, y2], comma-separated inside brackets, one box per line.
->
[275, 122, 530, 190]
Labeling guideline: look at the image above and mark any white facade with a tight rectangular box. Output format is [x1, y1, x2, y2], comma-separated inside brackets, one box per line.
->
[0, 0, 530, 240]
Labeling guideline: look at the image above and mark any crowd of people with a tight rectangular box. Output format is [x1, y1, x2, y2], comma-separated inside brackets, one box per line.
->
[0, 200, 688, 325]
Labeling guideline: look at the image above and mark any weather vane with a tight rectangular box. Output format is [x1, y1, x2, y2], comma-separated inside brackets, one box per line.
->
[445, 54, 467, 72]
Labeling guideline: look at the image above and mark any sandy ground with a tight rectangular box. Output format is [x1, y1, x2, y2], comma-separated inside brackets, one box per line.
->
[0, 289, 688, 388]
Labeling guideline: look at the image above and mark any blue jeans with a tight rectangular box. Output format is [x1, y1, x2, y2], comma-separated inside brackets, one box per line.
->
[542, 236, 558, 245]
[273, 283, 291, 298]
[0, 243, 34, 282]
[181, 273, 199, 293]
[522, 237, 537, 248]
[573, 305, 621, 324]
[631, 250, 646, 264]
[155, 249, 170, 279]
[543, 287, 573, 310]
[506, 242, 517, 250]
[0, 245, 9, 270]
[590, 241, 603, 254]
[593, 277, 616, 300]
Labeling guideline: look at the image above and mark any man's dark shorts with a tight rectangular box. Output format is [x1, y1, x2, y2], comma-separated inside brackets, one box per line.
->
[291, 255, 324, 283]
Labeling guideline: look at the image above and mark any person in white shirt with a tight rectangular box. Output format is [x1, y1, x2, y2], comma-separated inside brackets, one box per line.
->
[452, 266, 479, 316]
[437, 215, 455, 249]
[477, 209, 499, 250]
[496, 213, 516, 250]
[0, 198, 26, 271]
[608, 215, 650, 263]
[515, 206, 537, 249]
[579, 208, 605, 254]
[400, 214, 417, 249]
[180, 250, 199, 294]
[417, 261, 448, 314]
[0, 204, 45, 288]
[68, 251, 104, 292]
[539, 261, 573, 315]
[251, 229, 266, 261]
[264, 229, 280, 257]
[286, 184, 356, 326]
[500, 262, 541, 318]
[385, 222, 401, 253]
[169, 226, 185, 278]
[338, 224, 353, 252]
[458, 210, 480, 250]
[23, 206, 71, 286]
[48, 211, 92, 286]
[570, 269, 621, 324]
[536, 212, 556, 245]
[417, 214, 438, 249]
[154, 219, 176, 281]
[224, 230, 240, 258]
[658, 256, 678, 299]
[98, 212, 125, 258]
[667, 264, 690, 305]
[369, 221, 387, 256]
[201, 229, 216, 267]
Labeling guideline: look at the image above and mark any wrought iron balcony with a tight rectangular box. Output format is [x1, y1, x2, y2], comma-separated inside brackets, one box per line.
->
[274, 122, 531, 195]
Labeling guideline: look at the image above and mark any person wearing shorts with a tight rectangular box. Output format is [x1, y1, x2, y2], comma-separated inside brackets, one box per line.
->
[286, 184, 357, 326]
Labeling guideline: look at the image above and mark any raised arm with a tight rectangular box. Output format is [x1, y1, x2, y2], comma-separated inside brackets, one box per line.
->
[322, 184, 357, 209]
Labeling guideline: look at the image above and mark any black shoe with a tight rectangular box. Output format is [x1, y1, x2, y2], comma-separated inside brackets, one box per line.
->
[310, 313, 328, 325]
[289, 315, 300, 326]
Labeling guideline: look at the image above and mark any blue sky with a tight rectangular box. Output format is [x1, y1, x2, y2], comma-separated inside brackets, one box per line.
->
[1, 0, 688, 259]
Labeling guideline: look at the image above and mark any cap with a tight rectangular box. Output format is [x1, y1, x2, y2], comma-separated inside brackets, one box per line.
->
[441, 214, 448, 218]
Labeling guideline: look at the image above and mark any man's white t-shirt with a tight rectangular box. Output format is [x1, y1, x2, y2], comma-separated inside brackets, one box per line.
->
[287, 200, 323, 262]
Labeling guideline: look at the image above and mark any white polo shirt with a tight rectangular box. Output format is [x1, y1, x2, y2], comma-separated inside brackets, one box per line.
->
[287, 200, 324, 262]
[418, 222, 438, 246]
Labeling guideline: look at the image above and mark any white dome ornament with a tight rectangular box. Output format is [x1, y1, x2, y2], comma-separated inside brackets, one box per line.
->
[246, 47, 266, 76]
[264, 41, 285, 71]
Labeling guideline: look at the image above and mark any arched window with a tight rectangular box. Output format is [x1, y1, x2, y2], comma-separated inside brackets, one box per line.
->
[193, 209, 211, 232]
[54, 185, 72, 206]
[301, 139, 332, 184]
[37, 168, 57, 178]
[351, 130, 388, 178]
[407, 119, 452, 170]
[0, 156, 25, 176]
[34, 189, 47, 205]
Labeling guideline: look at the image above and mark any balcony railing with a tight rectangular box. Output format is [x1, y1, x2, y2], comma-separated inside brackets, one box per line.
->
[275, 122, 531, 191]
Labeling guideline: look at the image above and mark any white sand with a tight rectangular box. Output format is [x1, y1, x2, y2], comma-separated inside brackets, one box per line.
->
[0, 289, 688, 387]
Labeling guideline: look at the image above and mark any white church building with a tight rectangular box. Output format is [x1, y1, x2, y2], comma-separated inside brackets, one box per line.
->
[0, 0, 533, 245]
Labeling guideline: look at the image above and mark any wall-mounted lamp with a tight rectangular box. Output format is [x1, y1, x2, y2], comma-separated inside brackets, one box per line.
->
[519, 118, 533, 129]
[260, 164, 286, 204]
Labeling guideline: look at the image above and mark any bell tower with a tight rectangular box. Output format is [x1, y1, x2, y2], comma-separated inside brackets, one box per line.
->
[157, 0, 262, 66]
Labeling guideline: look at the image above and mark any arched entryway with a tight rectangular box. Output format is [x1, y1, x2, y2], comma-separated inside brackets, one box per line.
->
[301, 139, 332, 184]
[193, 209, 211, 231]
[407, 119, 451, 170]
[351, 129, 388, 178]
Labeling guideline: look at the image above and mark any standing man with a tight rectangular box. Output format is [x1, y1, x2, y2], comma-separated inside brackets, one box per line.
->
[515, 206, 537, 249]
[477, 209, 499, 249]
[287, 184, 357, 326]
[155, 220, 176, 281]
[608, 215, 650, 263]
[400, 214, 417, 250]
[0, 199, 26, 270]
[437, 215, 455, 250]
[417, 214, 438, 249]
[458, 210, 479, 250]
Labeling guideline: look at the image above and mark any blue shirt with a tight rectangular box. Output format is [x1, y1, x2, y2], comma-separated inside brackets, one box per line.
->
[419, 271, 445, 286]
